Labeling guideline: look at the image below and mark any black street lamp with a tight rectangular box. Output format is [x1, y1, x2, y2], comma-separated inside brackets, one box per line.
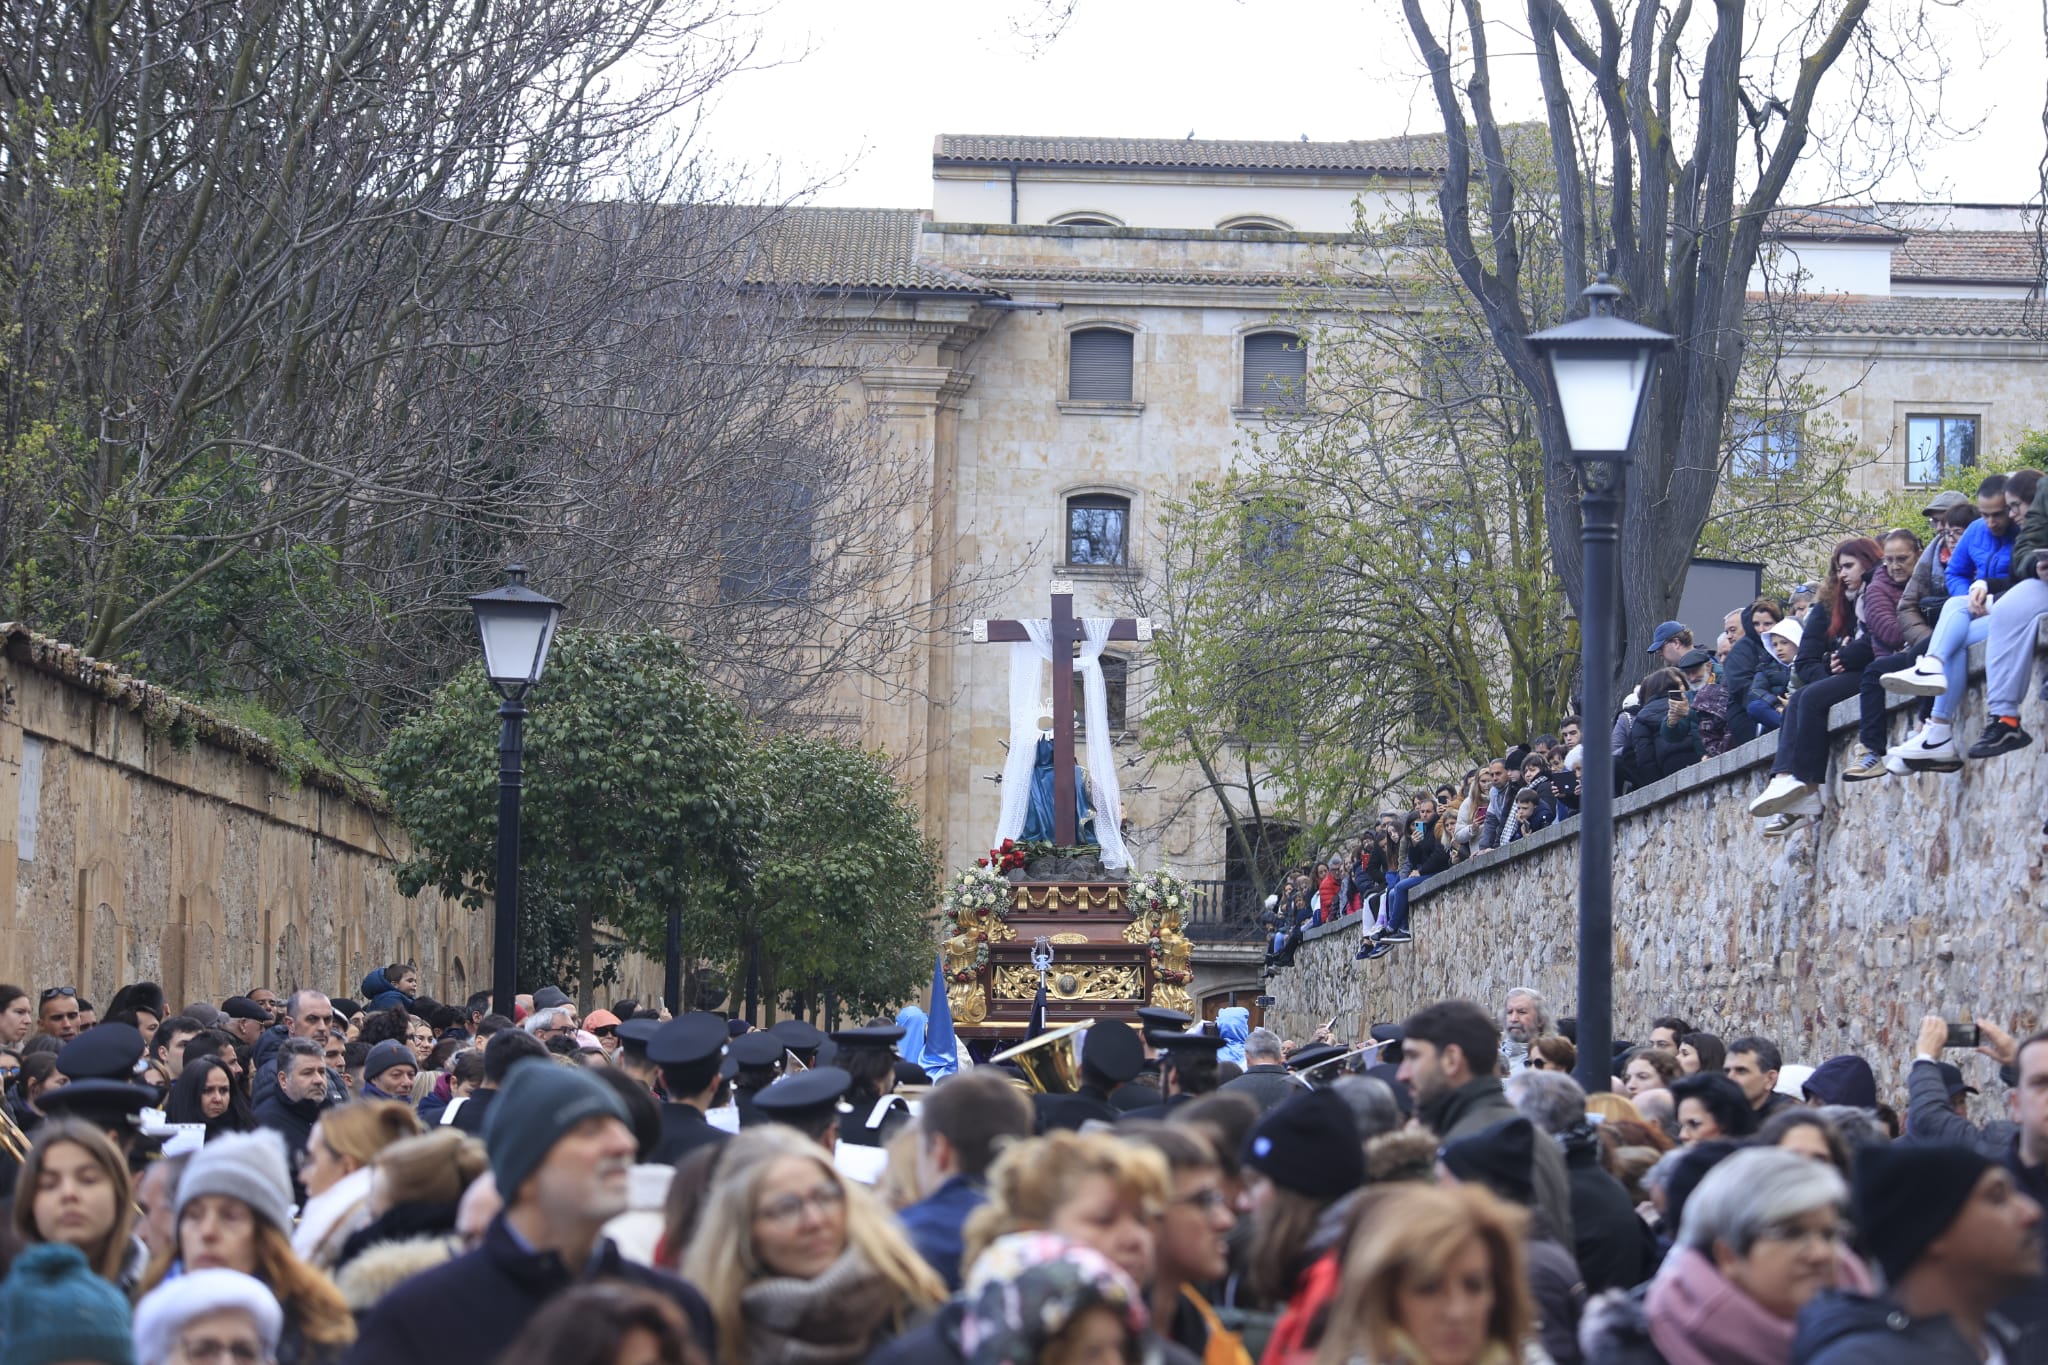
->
[1526, 276, 1672, 1095]
[469, 564, 563, 1019]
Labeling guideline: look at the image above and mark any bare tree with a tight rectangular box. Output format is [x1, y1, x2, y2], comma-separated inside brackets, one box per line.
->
[1396, 0, 1955, 680]
[1, 0, 983, 757]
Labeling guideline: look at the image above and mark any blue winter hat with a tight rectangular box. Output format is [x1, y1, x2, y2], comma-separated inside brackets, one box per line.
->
[0, 1244, 135, 1365]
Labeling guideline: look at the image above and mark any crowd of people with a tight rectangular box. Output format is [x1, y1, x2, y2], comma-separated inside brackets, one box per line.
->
[1260, 472, 2048, 965]
[1, 968, 2042, 1365]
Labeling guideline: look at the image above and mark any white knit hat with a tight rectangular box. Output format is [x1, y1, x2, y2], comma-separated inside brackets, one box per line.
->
[132, 1270, 282, 1365]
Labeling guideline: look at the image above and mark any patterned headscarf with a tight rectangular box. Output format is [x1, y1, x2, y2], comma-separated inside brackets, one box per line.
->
[959, 1233, 1149, 1365]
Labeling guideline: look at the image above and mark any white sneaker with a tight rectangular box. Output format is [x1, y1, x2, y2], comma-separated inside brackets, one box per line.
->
[1894, 726, 1962, 771]
[1762, 794, 1823, 837]
[1884, 746, 1913, 776]
[1881, 657, 1948, 697]
[1749, 772, 1816, 817]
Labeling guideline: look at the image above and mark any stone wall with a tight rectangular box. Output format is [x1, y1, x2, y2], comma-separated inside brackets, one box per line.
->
[0, 626, 494, 1008]
[1265, 630, 2048, 1112]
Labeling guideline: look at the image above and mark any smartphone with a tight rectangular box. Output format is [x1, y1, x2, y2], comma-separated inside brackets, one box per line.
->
[1254, 995, 1276, 1009]
[1325, 1014, 1340, 1034]
[1945, 1021, 1980, 1049]
[1667, 690, 1685, 704]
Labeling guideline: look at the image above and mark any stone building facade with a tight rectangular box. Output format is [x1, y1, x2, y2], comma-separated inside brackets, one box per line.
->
[774, 135, 2048, 1017]
[1260, 630, 2048, 1114]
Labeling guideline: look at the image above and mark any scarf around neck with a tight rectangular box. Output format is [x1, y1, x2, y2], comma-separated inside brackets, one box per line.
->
[1644, 1247, 1797, 1365]
[741, 1245, 900, 1365]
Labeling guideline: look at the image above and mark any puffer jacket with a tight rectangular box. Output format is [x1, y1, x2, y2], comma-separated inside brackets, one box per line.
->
[1862, 558, 1908, 654]
[1721, 602, 1776, 746]
[1791, 1290, 2018, 1365]
[2015, 492, 2048, 581]
[1627, 697, 1702, 786]
[360, 968, 414, 1014]
[1895, 540, 1951, 647]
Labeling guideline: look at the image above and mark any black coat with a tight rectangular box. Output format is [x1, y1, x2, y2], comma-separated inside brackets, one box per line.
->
[652, 1102, 729, 1164]
[253, 1088, 325, 1200]
[1036, 1087, 1121, 1132]
[1627, 698, 1703, 786]
[1561, 1126, 1654, 1294]
[342, 1214, 714, 1365]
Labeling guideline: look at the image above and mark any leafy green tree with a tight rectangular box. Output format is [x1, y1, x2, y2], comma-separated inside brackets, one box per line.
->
[378, 630, 760, 1004]
[714, 735, 940, 1023]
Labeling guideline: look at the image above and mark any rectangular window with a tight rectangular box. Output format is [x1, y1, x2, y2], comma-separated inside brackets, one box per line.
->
[1906, 414, 1979, 484]
[1731, 412, 1802, 477]
[1243, 332, 1308, 410]
[1068, 329, 1135, 402]
[719, 478, 815, 604]
[1067, 496, 1129, 567]
[1072, 653, 1129, 732]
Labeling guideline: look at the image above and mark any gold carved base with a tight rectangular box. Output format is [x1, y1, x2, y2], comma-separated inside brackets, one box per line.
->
[994, 963, 1145, 1003]
[1009, 882, 1126, 913]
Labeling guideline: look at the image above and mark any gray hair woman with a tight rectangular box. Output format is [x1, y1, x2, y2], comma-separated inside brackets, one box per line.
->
[1583, 1147, 1873, 1364]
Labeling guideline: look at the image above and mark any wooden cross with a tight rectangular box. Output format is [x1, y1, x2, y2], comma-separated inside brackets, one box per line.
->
[974, 581, 1152, 847]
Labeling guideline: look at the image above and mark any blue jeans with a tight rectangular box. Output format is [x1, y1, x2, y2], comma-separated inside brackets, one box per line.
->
[1746, 696, 1785, 734]
[1859, 651, 1915, 754]
[1928, 596, 1994, 722]
[1383, 875, 1427, 933]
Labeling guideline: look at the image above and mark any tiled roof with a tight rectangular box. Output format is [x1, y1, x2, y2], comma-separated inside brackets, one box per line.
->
[742, 207, 998, 294]
[968, 265, 1316, 288]
[1774, 293, 2048, 337]
[1765, 208, 1906, 242]
[934, 132, 1454, 175]
[1892, 231, 2043, 285]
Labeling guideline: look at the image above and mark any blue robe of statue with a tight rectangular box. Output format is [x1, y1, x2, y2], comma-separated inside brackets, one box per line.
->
[1022, 737, 1092, 843]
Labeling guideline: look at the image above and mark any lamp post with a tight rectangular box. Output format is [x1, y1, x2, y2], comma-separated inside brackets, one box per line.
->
[468, 565, 563, 1019]
[1526, 276, 1672, 1095]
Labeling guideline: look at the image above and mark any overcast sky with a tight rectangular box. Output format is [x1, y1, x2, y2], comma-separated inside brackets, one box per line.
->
[694, 0, 2046, 212]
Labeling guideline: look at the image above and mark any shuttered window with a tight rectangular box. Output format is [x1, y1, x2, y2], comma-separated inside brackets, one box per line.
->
[1069, 328, 1135, 402]
[1243, 331, 1307, 409]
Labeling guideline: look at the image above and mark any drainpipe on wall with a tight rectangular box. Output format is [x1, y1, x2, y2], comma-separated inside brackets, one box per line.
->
[1010, 167, 1019, 224]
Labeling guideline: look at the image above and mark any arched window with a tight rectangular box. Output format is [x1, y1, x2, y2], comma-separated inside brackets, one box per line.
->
[1069, 327, 1135, 402]
[1051, 211, 1124, 227]
[1242, 331, 1308, 410]
[1218, 215, 1291, 232]
[1066, 493, 1130, 568]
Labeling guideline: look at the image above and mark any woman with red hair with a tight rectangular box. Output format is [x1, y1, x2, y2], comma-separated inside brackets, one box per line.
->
[1746, 537, 1884, 835]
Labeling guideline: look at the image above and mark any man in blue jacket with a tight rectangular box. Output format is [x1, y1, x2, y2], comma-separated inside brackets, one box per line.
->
[896, 1071, 1033, 1289]
[1884, 473, 2021, 767]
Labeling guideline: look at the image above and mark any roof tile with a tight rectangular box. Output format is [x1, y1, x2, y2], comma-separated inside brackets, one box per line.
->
[933, 132, 1452, 174]
[1892, 231, 2044, 285]
[1775, 292, 2048, 337]
[743, 207, 997, 294]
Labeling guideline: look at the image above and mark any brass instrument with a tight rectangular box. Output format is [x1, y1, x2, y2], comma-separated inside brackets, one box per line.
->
[0, 1104, 29, 1166]
[991, 1022, 1090, 1094]
[1295, 1041, 1387, 1088]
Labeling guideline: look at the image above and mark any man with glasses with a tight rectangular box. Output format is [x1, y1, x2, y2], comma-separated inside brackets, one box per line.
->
[347, 1059, 713, 1365]
[37, 986, 82, 1040]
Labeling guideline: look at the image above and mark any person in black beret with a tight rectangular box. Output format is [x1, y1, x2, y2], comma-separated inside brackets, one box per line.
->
[218, 996, 271, 1048]
[751, 1066, 852, 1147]
[768, 1019, 825, 1068]
[1436, 1116, 1584, 1363]
[829, 1027, 910, 1148]
[646, 1014, 731, 1163]
[1120, 1030, 1226, 1121]
[1039, 1019, 1144, 1132]
[1795, 1143, 2038, 1365]
[612, 1016, 662, 1094]
[725, 1031, 785, 1129]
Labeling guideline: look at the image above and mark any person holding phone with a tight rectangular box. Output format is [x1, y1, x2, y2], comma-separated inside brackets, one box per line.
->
[1626, 665, 1704, 787]
[1359, 792, 1450, 959]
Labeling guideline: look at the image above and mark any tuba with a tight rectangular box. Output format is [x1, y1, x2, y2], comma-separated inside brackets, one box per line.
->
[991, 1022, 1090, 1094]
